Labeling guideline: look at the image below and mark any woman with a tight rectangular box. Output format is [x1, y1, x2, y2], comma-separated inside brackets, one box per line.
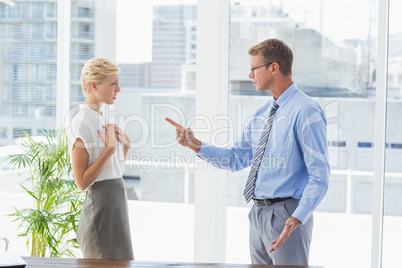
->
[68, 57, 134, 260]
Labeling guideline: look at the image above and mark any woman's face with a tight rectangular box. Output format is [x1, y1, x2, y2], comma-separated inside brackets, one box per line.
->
[92, 73, 120, 105]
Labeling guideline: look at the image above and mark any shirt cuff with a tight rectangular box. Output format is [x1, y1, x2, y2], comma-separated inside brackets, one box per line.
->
[196, 142, 210, 158]
[292, 203, 313, 225]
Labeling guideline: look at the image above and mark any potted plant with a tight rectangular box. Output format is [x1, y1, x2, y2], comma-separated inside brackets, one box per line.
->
[2, 129, 83, 257]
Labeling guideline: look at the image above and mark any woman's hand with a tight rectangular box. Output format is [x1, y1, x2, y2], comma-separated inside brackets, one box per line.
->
[103, 124, 131, 147]
[98, 124, 118, 153]
[102, 124, 131, 160]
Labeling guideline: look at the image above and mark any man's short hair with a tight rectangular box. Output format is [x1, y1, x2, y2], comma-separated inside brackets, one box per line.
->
[248, 39, 293, 76]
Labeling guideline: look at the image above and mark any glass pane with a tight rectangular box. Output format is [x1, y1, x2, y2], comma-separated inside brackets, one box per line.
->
[111, 0, 197, 261]
[383, 0, 402, 267]
[228, 1, 377, 267]
[69, 0, 95, 107]
[0, 0, 58, 256]
[0, 0, 197, 260]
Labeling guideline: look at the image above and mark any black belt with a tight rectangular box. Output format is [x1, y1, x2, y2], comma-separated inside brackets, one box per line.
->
[253, 197, 293, 206]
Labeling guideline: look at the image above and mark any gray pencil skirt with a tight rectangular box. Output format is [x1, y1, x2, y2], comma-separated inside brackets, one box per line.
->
[76, 178, 134, 260]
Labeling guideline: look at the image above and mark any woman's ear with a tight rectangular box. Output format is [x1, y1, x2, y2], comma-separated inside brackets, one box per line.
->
[90, 81, 97, 92]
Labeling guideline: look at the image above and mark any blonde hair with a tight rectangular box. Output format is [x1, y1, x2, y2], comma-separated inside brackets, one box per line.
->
[248, 39, 293, 76]
[80, 57, 120, 97]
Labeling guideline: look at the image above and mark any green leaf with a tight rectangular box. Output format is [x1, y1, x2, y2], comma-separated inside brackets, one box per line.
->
[7, 128, 84, 258]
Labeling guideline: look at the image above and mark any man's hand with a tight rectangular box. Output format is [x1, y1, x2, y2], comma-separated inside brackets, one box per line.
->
[269, 217, 301, 253]
[165, 117, 201, 153]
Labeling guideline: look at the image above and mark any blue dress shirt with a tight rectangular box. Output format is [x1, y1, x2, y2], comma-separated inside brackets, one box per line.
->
[197, 83, 330, 224]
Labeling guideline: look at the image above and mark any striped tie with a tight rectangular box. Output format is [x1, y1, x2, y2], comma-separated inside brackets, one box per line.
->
[243, 102, 279, 203]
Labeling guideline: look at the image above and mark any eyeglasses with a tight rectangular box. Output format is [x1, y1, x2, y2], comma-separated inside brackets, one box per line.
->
[250, 62, 274, 75]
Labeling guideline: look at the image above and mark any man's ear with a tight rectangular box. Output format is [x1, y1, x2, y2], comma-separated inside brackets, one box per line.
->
[271, 62, 279, 75]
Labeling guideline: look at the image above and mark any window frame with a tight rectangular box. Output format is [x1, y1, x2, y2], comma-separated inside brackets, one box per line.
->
[55, 0, 389, 266]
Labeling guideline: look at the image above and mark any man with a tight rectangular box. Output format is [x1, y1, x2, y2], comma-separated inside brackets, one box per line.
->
[166, 38, 329, 265]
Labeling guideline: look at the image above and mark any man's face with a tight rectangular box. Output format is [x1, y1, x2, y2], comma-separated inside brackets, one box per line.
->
[248, 54, 272, 92]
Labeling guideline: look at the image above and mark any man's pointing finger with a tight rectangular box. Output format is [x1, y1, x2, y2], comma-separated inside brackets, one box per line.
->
[165, 117, 184, 129]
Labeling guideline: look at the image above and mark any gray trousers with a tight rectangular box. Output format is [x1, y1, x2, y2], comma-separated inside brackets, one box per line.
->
[248, 198, 313, 265]
[77, 178, 134, 260]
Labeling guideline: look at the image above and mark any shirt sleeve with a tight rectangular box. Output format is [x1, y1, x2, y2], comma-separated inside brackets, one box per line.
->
[196, 123, 254, 172]
[292, 105, 330, 224]
[68, 119, 93, 162]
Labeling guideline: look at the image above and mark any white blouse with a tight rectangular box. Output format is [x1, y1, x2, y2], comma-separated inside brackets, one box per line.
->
[68, 104, 125, 189]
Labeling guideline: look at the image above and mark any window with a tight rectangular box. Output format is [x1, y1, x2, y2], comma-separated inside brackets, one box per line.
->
[46, 85, 56, 101]
[12, 128, 31, 138]
[0, 1, 398, 266]
[12, 43, 25, 60]
[112, 1, 197, 261]
[12, 85, 23, 101]
[31, 86, 45, 101]
[0, 128, 7, 139]
[46, 64, 57, 81]
[31, 23, 44, 39]
[77, 44, 93, 59]
[384, 1, 402, 266]
[46, 43, 57, 60]
[3, 4, 24, 19]
[1, 4, 58, 256]
[78, 7, 92, 18]
[358, 142, 373, 148]
[13, 64, 23, 80]
[45, 106, 56, 117]
[30, 44, 45, 60]
[30, 3, 44, 19]
[28, 64, 45, 81]
[46, 2, 57, 18]
[390, 143, 402, 149]
[46, 22, 57, 39]
[330, 141, 346, 147]
[77, 23, 92, 39]
[13, 24, 26, 39]
[228, 1, 377, 267]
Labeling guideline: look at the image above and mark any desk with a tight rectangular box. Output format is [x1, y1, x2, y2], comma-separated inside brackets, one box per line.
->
[22, 257, 323, 268]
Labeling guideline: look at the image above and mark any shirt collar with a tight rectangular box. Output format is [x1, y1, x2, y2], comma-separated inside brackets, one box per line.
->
[79, 104, 106, 123]
[273, 82, 298, 108]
